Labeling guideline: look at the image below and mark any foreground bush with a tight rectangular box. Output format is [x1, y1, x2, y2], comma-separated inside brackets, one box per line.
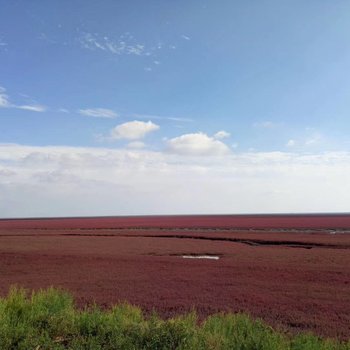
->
[0, 287, 349, 350]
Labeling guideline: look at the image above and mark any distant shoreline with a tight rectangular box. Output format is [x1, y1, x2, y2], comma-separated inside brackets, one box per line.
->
[1, 212, 350, 221]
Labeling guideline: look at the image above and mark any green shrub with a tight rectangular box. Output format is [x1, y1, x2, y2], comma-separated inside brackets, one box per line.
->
[197, 314, 288, 350]
[0, 287, 348, 350]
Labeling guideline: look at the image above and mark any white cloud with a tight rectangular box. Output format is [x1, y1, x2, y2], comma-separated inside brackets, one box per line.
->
[168, 117, 193, 122]
[0, 86, 46, 112]
[286, 132, 325, 149]
[17, 104, 46, 112]
[110, 120, 159, 140]
[0, 36, 7, 50]
[214, 130, 230, 139]
[79, 32, 148, 56]
[167, 132, 230, 156]
[79, 108, 117, 118]
[127, 141, 145, 149]
[1, 144, 350, 217]
[181, 35, 191, 41]
[0, 87, 10, 107]
[127, 44, 145, 55]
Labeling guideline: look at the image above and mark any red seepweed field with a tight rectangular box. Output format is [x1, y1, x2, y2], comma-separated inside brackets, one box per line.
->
[0, 214, 349, 339]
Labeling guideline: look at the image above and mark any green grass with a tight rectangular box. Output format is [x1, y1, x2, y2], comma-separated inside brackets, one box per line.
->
[0, 287, 348, 350]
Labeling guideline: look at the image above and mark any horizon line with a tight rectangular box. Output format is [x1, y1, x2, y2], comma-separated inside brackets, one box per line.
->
[1, 212, 350, 221]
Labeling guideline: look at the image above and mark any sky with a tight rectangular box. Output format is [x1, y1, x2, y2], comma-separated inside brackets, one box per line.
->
[1, 0, 350, 217]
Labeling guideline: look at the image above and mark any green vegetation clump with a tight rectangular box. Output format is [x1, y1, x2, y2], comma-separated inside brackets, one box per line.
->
[0, 287, 348, 350]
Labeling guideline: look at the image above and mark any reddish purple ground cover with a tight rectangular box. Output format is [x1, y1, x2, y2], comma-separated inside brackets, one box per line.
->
[0, 214, 349, 339]
[1, 213, 350, 230]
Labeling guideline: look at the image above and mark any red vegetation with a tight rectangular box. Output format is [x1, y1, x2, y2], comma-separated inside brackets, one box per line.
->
[0, 214, 349, 339]
[1, 213, 350, 230]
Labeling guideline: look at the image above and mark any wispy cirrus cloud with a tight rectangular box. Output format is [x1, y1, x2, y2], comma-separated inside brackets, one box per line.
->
[0, 87, 10, 107]
[134, 114, 193, 123]
[17, 104, 46, 112]
[286, 131, 324, 149]
[253, 121, 279, 128]
[79, 108, 117, 118]
[79, 32, 149, 56]
[0, 36, 7, 51]
[0, 86, 46, 112]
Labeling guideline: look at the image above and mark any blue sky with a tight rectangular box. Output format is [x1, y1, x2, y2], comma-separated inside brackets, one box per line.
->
[1, 1, 350, 217]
